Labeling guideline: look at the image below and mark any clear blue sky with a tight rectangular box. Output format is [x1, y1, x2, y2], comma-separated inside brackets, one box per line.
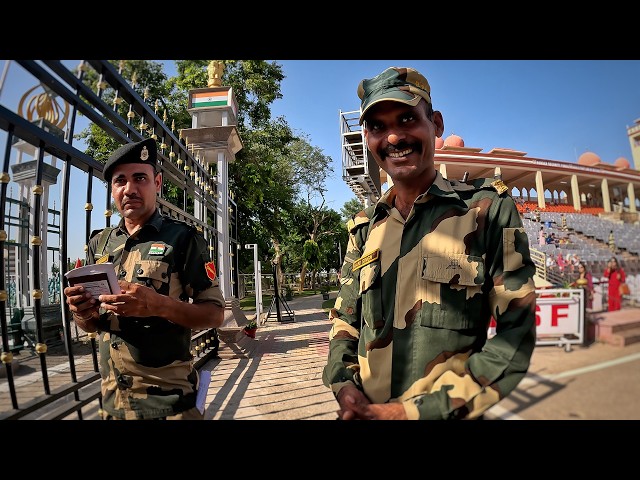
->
[2, 60, 640, 262]
[264, 60, 640, 211]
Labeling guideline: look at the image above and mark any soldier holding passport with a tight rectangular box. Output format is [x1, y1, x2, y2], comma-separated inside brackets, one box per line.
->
[64, 137, 225, 420]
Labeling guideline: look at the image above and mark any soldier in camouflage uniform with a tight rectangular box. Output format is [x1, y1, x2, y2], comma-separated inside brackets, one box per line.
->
[64, 138, 225, 420]
[322, 67, 537, 420]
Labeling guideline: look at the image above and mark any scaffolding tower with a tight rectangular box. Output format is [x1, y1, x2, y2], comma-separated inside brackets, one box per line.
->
[339, 109, 383, 206]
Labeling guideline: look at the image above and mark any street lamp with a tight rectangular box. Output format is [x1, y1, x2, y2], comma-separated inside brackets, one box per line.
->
[244, 244, 263, 323]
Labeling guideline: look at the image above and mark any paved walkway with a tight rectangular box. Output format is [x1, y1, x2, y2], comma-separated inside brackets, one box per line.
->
[200, 294, 338, 420]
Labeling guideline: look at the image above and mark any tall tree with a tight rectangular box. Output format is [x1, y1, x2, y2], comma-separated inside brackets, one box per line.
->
[73, 60, 344, 299]
[340, 197, 365, 223]
[169, 61, 301, 281]
[72, 60, 189, 224]
[75, 60, 297, 260]
[278, 134, 338, 292]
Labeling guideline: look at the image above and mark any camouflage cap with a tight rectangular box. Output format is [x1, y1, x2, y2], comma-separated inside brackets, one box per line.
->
[357, 66, 432, 124]
[103, 137, 158, 182]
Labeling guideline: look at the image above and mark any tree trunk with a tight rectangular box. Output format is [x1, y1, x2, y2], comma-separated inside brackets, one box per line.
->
[298, 263, 307, 293]
[271, 238, 285, 293]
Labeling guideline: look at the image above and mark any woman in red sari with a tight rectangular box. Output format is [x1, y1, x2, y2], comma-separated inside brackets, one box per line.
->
[603, 257, 626, 312]
[571, 261, 594, 310]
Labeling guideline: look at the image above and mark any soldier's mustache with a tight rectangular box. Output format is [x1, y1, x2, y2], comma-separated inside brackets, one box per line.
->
[382, 143, 420, 157]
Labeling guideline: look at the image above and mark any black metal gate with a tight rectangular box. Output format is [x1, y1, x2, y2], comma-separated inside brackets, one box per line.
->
[0, 60, 235, 420]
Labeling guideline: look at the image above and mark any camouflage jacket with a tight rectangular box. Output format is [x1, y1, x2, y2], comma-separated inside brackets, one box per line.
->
[87, 209, 225, 420]
[322, 172, 537, 420]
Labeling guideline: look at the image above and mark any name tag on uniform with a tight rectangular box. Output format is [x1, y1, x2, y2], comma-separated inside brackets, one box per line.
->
[149, 243, 166, 255]
[353, 249, 380, 271]
[96, 254, 110, 264]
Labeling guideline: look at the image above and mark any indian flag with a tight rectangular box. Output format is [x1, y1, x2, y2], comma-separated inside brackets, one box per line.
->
[191, 91, 228, 108]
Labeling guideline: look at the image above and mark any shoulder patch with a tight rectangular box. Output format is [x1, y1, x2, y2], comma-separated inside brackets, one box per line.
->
[96, 254, 110, 264]
[205, 261, 217, 281]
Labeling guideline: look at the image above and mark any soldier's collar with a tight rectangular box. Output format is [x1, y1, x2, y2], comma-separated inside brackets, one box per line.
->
[147, 209, 164, 231]
[116, 208, 163, 234]
[376, 171, 466, 210]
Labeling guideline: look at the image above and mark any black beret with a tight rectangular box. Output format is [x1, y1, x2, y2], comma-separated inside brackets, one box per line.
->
[103, 137, 158, 182]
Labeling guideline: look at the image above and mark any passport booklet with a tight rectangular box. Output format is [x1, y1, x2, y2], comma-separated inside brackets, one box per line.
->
[65, 262, 121, 297]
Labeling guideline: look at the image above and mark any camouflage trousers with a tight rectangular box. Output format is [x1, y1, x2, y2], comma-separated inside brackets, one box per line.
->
[103, 406, 204, 420]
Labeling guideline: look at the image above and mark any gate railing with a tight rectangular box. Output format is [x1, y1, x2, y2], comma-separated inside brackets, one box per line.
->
[0, 60, 229, 420]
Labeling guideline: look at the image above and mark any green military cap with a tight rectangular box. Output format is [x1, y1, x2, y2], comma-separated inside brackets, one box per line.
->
[103, 137, 158, 182]
[357, 66, 432, 125]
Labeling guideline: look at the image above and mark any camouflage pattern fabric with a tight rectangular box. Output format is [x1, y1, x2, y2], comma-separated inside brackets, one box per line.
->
[322, 171, 537, 420]
[87, 209, 225, 420]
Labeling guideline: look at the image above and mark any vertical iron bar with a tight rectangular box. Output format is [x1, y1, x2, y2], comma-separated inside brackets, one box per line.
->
[31, 141, 50, 394]
[0, 125, 19, 409]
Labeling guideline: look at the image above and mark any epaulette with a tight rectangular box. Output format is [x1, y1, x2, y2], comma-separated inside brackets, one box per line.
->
[165, 215, 197, 231]
[448, 179, 477, 192]
[347, 206, 375, 233]
[471, 177, 511, 196]
[489, 178, 510, 195]
[89, 228, 104, 241]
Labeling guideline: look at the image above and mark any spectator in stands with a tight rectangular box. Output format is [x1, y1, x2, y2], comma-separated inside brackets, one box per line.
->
[608, 230, 616, 253]
[571, 261, 594, 310]
[556, 252, 567, 273]
[546, 254, 556, 269]
[566, 253, 580, 274]
[538, 226, 546, 246]
[603, 256, 626, 311]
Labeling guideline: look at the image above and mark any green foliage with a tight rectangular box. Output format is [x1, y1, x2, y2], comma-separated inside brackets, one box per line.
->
[75, 60, 173, 162]
[341, 197, 365, 223]
[75, 59, 356, 282]
[284, 284, 294, 300]
[303, 239, 321, 269]
[245, 319, 258, 330]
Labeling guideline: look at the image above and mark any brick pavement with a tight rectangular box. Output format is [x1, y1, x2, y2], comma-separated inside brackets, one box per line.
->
[199, 294, 338, 420]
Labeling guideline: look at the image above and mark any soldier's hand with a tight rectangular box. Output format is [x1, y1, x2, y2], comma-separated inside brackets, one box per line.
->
[337, 385, 408, 420]
[64, 285, 98, 319]
[360, 402, 407, 420]
[336, 385, 372, 420]
[99, 280, 157, 318]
